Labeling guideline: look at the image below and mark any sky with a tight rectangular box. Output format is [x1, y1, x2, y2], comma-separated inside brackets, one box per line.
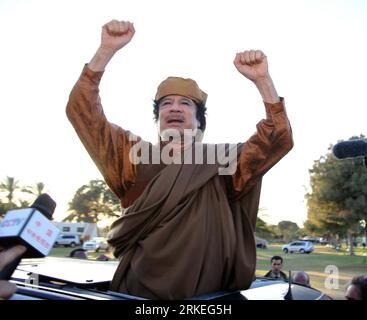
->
[1, 0, 366, 227]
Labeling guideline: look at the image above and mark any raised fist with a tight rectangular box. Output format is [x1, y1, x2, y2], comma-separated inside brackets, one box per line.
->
[100, 19, 135, 53]
[233, 50, 269, 83]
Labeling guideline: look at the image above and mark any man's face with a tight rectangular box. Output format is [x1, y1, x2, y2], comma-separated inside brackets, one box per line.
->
[271, 259, 283, 274]
[157, 95, 199, 138]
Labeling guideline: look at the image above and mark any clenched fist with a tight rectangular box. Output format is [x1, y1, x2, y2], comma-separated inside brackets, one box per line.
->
[100, 19, 135, 53]
[233, 50, 269, 83]
[89, 19, 136, 71]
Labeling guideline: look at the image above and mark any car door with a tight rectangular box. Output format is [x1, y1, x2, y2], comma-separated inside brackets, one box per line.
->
[59, 236, 67, 245]
[290, 242, 299, 252]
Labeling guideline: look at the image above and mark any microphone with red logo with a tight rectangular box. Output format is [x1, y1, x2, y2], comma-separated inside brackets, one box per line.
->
[0, 194, 59, 280]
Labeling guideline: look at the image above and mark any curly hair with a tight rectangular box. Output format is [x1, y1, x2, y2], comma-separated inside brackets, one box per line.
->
[152, 98, 207, 132]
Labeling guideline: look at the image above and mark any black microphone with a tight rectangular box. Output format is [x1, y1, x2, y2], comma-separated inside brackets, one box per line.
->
[0, 194, 59, 280]
[332, 139, 367, 159]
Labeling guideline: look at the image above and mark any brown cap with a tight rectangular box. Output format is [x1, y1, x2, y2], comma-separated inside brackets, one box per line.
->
[155, 76, 207, 105]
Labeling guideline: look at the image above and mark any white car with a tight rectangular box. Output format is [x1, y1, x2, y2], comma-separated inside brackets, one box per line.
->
[82, 237, 109, 252]
[54, 234, 81, 248]
[282, 241, 314, 254]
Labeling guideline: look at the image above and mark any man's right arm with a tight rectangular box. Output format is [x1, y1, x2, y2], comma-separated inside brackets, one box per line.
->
[66, 20, 137, 199]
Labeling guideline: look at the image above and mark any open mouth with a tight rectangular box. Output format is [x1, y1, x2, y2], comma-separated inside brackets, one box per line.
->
[167, 118, 184, 124]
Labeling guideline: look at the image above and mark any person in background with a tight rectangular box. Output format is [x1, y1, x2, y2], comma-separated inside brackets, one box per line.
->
[345, 275, 367, 300]
[264, 255, 287, 280]
[96, 254, 111, 261]
[291, 271, 311, 287]
[69, 248, 89, 259]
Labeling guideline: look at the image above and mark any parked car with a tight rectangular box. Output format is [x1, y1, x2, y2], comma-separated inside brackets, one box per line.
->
[255, 236, 268, 249]
[82, 237, 109, 252]
[282, 241, 314, 254]
[54, 233, 81, 248]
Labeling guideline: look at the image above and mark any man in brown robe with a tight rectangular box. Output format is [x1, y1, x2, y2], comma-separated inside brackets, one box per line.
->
[66, 19, 293, 299]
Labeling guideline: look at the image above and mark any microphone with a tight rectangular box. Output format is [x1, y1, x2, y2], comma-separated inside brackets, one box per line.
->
[332, 139, 367, 159]
[0, 194, 59, 280]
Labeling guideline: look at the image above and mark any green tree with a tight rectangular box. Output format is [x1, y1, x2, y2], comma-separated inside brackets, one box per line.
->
[305, 135, 367, 255]
[0, 177, 48, 218]
[256, 218, 276, 240]
[22, 182, 47, 196]
[255, 208, 275, 238]
[0, 176, 20, 205]
[277, 220, 300, 242]
[0, 202, 13, 217]
[0, 176, 21, 217]
[65, 179, 121, 223]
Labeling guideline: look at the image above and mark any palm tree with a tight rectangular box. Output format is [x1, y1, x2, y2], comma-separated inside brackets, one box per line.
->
[18, 200, 31, 208]
[65, 179, 121, 223]
[22, 182, 46, 196]
[0, 176, 20, 205]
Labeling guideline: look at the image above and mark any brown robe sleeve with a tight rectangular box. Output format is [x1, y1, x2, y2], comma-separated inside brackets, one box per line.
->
[66, 65, 138, 199]
[232, 97, 294, 203]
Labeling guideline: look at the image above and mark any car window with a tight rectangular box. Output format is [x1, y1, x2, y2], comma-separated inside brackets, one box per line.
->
[58, 234, 78, 239]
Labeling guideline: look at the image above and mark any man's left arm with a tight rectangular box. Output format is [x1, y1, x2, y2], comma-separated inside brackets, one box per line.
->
[234, 49, 280, 104]
[231, 50, 294, 197]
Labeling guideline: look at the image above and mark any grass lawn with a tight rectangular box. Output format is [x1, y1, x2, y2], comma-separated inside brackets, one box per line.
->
[257, 244, 367, 300]
[48, 244, 367, 300]
[49, 246, 114, 260]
